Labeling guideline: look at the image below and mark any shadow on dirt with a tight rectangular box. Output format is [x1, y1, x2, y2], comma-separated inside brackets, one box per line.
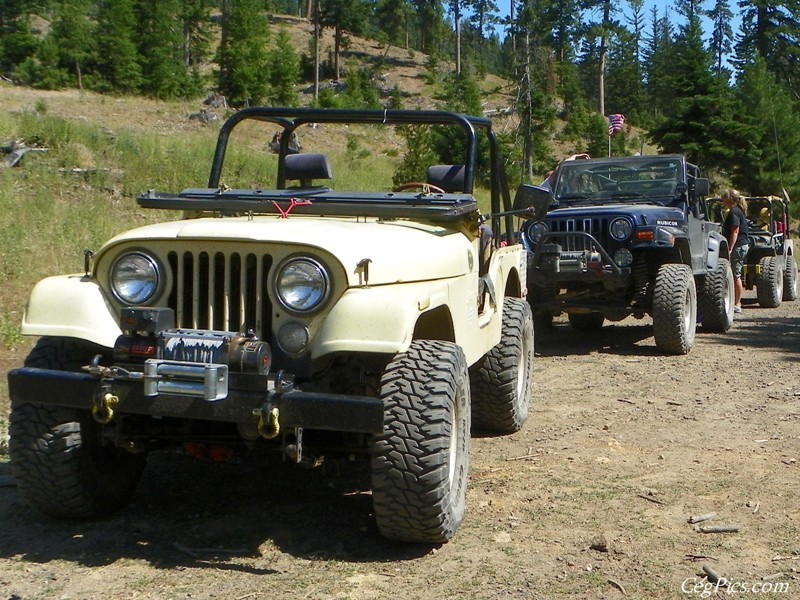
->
[702, 309, 800, 358]
[534, 308, 800, 359]
[534, 320, 656, 357]
[0, 453, 435, 571]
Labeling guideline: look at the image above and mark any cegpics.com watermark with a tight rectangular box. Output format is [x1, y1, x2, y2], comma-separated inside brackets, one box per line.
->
[682, 577, 790, 598]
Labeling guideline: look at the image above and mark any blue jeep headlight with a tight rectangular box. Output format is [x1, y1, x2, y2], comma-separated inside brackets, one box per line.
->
[610, 218, 633, 241]
[525, 221, 549, 245]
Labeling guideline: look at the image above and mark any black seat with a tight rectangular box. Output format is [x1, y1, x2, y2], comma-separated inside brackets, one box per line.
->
[426, 165, 465, 193]
[284, 153, 332, 188]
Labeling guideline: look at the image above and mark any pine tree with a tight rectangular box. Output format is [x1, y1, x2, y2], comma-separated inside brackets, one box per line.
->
[736, 0, 800, 95]
[706, 0, 734, 77]
[319, 0, 371, 80]
[216, 0, 271, 106]
[642, 5, 676, 124]
[648, 2, 743, 169]
[513, 0, 557, 181]
[49, 0, 95, 90]
[605, 27, 648, 126]
[467, 0, 500, 46]
[0, 1, 39, 76]
[136, 0, 195, 99]
[180, 0, 214, 70]
[410, 0, 447, 55]
[94, 0, 143, 94]
[375, 0, 412, 53]
[268, 27, 301, 106]
[731, 55, 800, 199]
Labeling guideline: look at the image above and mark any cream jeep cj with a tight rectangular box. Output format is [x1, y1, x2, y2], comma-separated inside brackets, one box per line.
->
[8, 108, 534, 544]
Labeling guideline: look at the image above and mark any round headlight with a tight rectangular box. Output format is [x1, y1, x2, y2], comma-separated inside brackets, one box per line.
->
[276, 258, 330, 313]
[525, 221, 549, 245]
[610, 218, 633, 241]
[110, 252, 159, 305]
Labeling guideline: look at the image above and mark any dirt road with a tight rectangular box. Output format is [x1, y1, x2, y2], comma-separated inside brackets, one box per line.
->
[1, 289, 798, 599]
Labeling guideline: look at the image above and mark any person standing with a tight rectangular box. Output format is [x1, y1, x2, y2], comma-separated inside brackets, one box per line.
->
[721, 188, 750, 313]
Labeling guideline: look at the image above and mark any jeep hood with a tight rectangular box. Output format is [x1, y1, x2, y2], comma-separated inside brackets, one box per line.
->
[548, 203, 686, 226]
[99, 216, 474, 286]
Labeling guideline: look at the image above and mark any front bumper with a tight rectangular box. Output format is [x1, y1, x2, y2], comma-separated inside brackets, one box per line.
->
[8, 366, 385, 435]
[530, 231, 630, 286]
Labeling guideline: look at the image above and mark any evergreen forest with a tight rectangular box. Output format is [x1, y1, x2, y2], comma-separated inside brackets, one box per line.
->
[2, 0, 800, 204]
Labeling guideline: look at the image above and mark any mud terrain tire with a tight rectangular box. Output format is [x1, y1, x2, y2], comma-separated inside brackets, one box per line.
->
[698, 257, 734, 332]
[782, 254, 798, 301]
[470, 298, 533, 434]
[652, 264, 697, 355]
[756, 256, 783, 308]
[9, 337, 147, 518]
[371, 340, 471, 544]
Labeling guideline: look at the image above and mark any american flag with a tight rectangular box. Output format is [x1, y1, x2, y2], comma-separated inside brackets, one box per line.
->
[608, 113, 625, 136]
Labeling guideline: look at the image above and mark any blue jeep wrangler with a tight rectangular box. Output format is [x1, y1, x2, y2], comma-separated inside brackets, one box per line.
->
[517, 154, 734, 355]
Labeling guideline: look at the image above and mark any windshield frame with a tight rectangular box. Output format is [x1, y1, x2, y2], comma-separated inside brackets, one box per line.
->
[552, 155, 686, 205]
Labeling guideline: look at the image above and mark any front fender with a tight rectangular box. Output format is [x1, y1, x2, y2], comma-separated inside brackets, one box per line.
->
[21, 275, 121, 348]
[706, 230, 728, 270]
[311, 279, 458, 357]
[311, 271, 495, 367]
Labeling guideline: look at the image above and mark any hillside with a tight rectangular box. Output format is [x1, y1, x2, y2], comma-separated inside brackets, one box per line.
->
[2, 13, 514, 135]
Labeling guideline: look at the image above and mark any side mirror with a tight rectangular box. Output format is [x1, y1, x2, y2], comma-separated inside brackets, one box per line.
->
[513, 184, 552, 221]
[693, 177, 710, 197]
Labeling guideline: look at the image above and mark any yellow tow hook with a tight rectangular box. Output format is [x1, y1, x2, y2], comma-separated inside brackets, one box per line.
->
[254, 406, 280, 439]
[93, 392, 119, 424]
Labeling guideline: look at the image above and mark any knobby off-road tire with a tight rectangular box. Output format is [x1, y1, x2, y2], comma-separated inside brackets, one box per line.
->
[9, 337, 147, 518]
[782, 253, 798, 301]
[470, 297, 534, 434]
[568, 311, 605, 332]
[371, 340, 470, 544]
[652, 263, 697, 355]
[698, 257, 734, 332]
[756, 256, 783, 308]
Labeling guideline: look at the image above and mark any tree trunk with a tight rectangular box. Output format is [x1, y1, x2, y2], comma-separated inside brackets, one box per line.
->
[335, 24, 341, 81]
[183, 22, 191, 68]
[454, 0, 461, 76]
[598, 0, 610, 116]
[521, 28, 533, 182]
[313, 0, 320, 99]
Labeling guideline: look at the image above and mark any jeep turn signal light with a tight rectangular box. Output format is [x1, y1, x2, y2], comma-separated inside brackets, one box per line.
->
[636, 230, 655, 241]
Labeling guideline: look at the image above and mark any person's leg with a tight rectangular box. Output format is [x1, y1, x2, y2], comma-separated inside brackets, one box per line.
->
[731, 245, 747, 311]
[734, 276, 743, 310]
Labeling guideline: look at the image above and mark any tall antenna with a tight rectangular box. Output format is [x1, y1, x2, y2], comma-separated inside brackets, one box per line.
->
[769, 97, 787, 202]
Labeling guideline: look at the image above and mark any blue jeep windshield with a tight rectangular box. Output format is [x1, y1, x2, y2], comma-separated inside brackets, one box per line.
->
[553, 157, 682, 205]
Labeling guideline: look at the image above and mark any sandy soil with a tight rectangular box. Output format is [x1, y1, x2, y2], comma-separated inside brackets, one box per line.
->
[1, 290, 798, 600]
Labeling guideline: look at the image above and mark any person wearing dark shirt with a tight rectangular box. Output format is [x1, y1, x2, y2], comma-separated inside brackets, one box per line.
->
[721, 188, 750, 314]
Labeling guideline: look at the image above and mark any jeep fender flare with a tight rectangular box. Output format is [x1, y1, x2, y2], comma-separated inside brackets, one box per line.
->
[311, 273, 502, 367]
[20, 275, 121, 348]
[705, 231, 729, 272]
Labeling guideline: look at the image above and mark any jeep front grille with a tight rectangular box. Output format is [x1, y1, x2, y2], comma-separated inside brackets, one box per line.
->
[167, 250, 273, 338]
[547, 217, 610, 251]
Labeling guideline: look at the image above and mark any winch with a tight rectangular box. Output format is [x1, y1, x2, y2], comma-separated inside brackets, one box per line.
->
[112, 307, 271, 401]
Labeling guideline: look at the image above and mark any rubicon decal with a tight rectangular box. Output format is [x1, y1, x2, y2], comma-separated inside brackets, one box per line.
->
[656, 220, 680, 226]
